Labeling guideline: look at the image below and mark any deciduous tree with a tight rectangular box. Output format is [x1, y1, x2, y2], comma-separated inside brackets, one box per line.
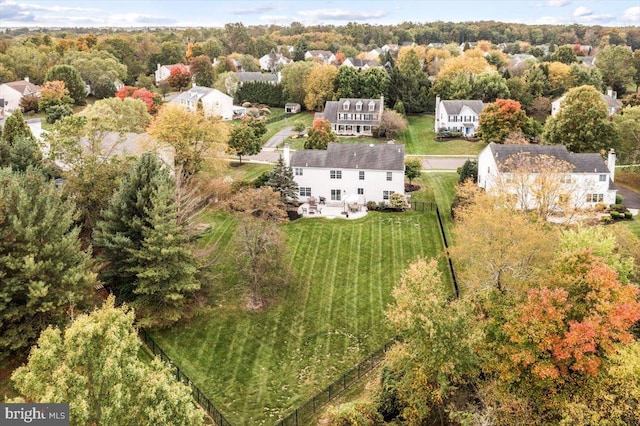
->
[303, 64, 338, 111]
[478, 99, 528, 144]
[612, 105, 640, 165]
[335, 66, 361, 98]
[304, 117, 337, 150]
[45, 65, 86, 105]
[189, 54, 214, 87]
[543, 85, 616, 153]
[227, 118, 263, 163]
[596, 45, 634, 95]
[404, 158, 422, 186]
[11, 296, 204, 426]
[281, 61, 316, 106]
[167, 64, 191, 91]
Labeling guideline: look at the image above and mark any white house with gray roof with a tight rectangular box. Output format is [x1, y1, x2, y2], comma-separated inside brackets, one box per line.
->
[0, 78, 40, 115]
[316, 96, 384, 137]
[551, 90, 622, 117]
[434, 96, 486, 136]
[290, 142, 405, 204]
[170, 85, 234, 120]
[477, 143, 617, 211]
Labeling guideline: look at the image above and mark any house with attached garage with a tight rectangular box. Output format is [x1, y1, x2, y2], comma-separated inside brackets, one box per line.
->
[477, 143, 617, 211]
[434, 96, 485, 136]
[288, 142, 405, 205]
[0, 78, 40, 115]
[315, 96, 384, 137]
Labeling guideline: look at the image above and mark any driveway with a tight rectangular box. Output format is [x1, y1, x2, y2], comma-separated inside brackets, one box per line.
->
[263, 126, 297, 148]
[617, 186, 640, 209]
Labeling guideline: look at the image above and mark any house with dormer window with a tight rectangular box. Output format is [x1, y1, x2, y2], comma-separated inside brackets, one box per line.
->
[434, 96, 485, 136]
[169, 85, 234, 120]
[315, 96, 384, 137]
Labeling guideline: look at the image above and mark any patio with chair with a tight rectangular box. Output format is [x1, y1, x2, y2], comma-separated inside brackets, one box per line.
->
[297, 200, 368, 220]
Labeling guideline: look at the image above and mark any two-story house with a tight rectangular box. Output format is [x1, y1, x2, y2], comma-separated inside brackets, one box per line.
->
[316, 96, 384, 137]
[477, 143, 617, 211]
[169, 85, 234, 120]
[304, 50, 336, 65]
[551, 90, 622, 117]
[0, 78, 41, 115]
[155, 63, 190, 85]
[259, 50, 292, 72]
[289, 143, 405, 204]
[434, 96, 485, 136]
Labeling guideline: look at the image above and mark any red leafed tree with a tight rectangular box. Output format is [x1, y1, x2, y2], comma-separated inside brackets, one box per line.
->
[478, 98, 529, 144]
[500, 250, 640, 382]
[304, 118, 337, 150]
[167, 64, 191, 91]
[116, 86, 162, 114]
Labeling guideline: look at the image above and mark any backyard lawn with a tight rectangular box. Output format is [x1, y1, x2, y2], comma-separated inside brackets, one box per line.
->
[151, 200, 454, 424]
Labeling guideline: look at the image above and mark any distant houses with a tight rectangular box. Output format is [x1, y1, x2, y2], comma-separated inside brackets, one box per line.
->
[0, 78, 40, 115]
[155, 63, 190, 85]
[551, 90, 622, 117]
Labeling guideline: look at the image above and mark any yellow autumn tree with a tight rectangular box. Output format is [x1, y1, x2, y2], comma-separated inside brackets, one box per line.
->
[303, 64, 338, 111]
[437, 48, 495, 79]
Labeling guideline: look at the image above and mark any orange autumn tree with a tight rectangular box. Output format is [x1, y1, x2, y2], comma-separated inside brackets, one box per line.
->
[478, 99, 529, 144]
[499, 250, 640, 383]
[116, 86, 162, 114]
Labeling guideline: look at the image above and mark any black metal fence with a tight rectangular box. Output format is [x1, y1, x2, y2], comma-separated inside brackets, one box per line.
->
[139, 329, 232, 426]
[435, 206, 459, 298]
[409, 200, 435, 212]
[275, 338, 397, 426]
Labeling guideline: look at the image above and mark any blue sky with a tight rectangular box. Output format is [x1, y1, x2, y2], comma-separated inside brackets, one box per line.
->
[1, 0, 638, 28]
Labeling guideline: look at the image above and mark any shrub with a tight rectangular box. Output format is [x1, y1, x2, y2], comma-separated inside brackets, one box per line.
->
[46, 104, 73, 124]
[457, 159, 478, 184]
[389, 193, 408, 211]
[326, 402, 383, 426]
[19, 94, 39, 113]
[594, 202, 608, 212]
[624, 211, 633, 219]
[615, 194, 624, 204]
[366, 201, 378, 211]
[611, 211, 622, 219]
[610, 203, 625, 213]
[378, 201, 388, 210]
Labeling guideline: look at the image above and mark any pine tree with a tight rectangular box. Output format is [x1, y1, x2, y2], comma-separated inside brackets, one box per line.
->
[2, 109, 35, 145]
[0, 167, 95, 356]
[266, 156, 299, 205]
[129, 177, 199, 328]
[94, 152, 169, 299]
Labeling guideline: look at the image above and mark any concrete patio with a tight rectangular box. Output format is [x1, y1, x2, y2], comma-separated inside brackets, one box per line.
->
[296, 203, 368, 220]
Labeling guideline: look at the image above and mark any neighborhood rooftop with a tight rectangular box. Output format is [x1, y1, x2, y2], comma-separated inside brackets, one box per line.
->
[489, 143, 611, 174]
[235, 71, 278, 83]
[440, 100, 485, 115]
[291, 142, 405, 170]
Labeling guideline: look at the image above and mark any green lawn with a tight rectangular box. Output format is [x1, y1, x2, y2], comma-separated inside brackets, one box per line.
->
[262, 111, 315, 146]
[224, 162, 274, 182]
[151, 207, 452, 424]
[398, 115, 487, 156]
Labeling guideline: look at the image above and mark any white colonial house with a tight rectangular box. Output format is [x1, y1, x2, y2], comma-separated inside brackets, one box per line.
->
[0, 78, 40, 115]
[315, 96, 384, 137]
[434, 96, 485, 136]
[170, 85, 234, 120]
[551, 90, 622, 117]
[304, 50, 336, 64]
[155, 63, 190, 85]
[259, 50, 292, 71]
[289, 142, 405, 204]
[477, 143, 617, 211]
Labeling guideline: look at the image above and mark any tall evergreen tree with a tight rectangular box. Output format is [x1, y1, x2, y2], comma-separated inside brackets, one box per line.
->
[0, 167, 95, 356]
[129, 178, 199, 328]
[2, 109, 34, 145]
[266, 156, 299, 205]
[94, 152, 170, 300]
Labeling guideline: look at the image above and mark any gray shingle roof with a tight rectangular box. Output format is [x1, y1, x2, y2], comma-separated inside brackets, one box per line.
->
[489, 143, 610, 173]
[235, 72, 278, 83]
[320, 97, 383, 124]
[291, 143, 405, 171]
[441, 100, 485, 115]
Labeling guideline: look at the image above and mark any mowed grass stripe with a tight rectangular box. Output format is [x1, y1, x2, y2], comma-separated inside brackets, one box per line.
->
[152, 210, 450, 424]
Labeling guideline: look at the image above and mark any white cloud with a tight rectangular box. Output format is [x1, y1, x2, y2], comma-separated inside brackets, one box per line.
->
[535, 16, 565, 24]
[547, 0, 570, 7]
[259, 15, 291, 24]
[234, 4, 277, 15]
[622, 6, 640, 23]
[573, 6, 592, 17]
[297, 8, 389, 22]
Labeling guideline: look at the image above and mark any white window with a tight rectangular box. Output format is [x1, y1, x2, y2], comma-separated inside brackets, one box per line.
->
[356, 101, 362, 111]
[586, 193, 604, 203]
[599, 174, 607, 182]
[359, 171, 365, 180]
[331, 189, 341, 201]
[295, 168, 303, 176]
[357, 188, 364, 195]
[368, 101, 375, 111]
[299, 187, 311, 197]
[386, 172, 392, 181]
[383, 190, 395, 200]
[343, 101, 350, 110]
[330, 170, 342, 179]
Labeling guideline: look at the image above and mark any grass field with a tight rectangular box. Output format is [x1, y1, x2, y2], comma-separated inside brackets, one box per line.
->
[152, 203, 453, 424]
[397, 115, 487, 156]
